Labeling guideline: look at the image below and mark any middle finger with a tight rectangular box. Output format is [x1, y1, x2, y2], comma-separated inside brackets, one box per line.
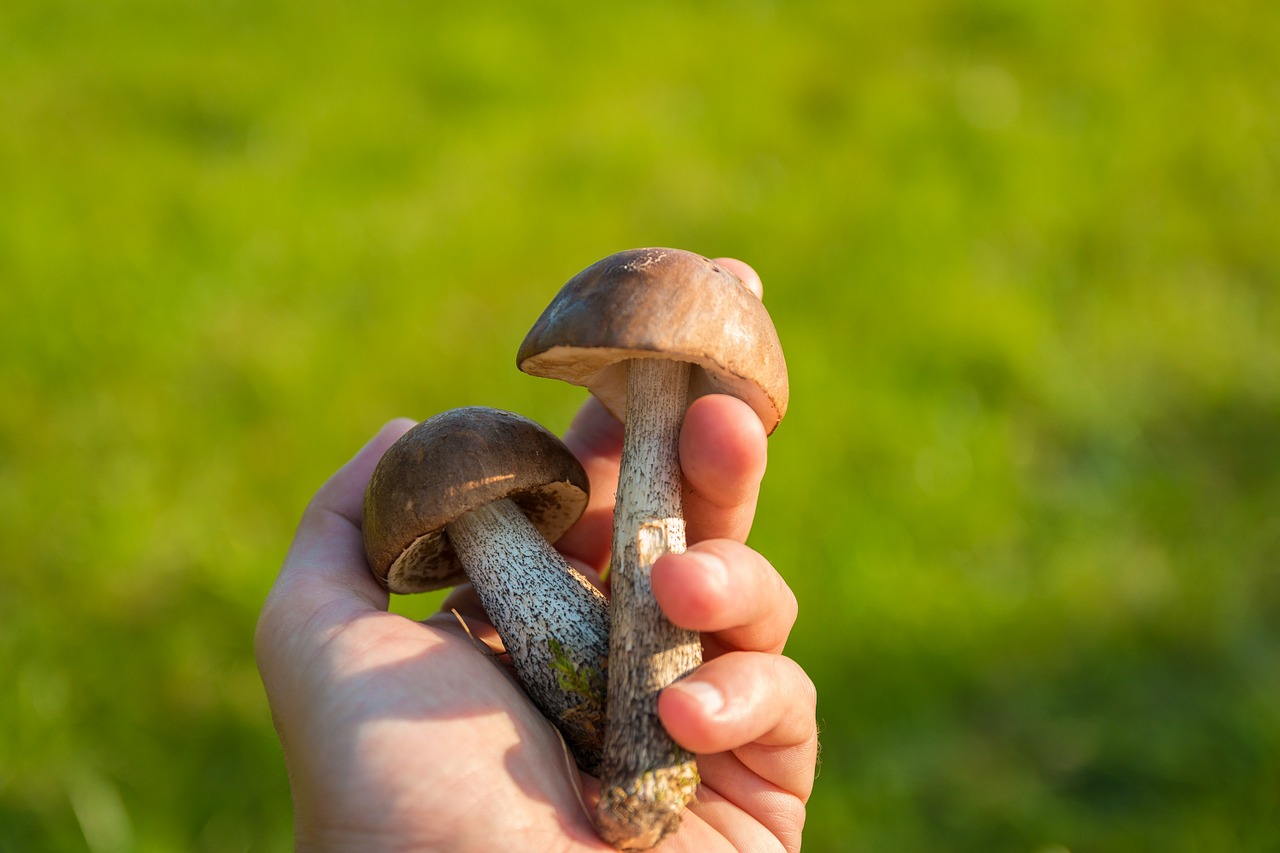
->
[652, 539, 797, 656]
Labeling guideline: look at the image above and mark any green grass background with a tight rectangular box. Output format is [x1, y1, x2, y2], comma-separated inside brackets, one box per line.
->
[3, 0, 1278, 850]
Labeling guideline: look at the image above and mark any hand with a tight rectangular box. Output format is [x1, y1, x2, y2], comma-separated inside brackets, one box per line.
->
[254, 261, 817, 852]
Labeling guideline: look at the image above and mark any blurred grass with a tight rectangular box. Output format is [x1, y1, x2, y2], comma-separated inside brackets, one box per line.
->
[2, 0, 1278, 850]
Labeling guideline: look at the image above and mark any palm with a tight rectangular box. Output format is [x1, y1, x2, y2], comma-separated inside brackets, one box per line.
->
[289, 604, 594, 850]
[293, 598, 742, 852]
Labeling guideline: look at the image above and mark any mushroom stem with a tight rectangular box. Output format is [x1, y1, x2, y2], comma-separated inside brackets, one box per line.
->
[446, 497, 610, 773]
[596, 357, 702, 850]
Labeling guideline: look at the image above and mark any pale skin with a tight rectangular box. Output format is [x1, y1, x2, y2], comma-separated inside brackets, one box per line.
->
[255, 260, 817, 853]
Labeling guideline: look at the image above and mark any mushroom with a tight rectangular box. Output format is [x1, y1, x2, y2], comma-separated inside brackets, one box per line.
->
[362, 406, 611, 773]
[517, 248, 789, 849]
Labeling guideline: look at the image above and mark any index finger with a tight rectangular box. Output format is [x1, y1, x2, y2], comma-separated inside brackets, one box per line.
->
[555, 390, 770, 574]
[681, 394, 768, 546]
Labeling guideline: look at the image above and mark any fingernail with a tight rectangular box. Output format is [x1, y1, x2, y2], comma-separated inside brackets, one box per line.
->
[683, 549, 728, 592]
[674, 680, 725, 717]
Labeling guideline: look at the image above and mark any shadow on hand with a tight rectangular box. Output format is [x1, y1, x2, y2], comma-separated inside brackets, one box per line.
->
[298, 606, 608, 846]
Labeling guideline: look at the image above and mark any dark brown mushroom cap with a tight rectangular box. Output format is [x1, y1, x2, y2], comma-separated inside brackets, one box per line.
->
[517, 248, 790, 434]
[362, 407, 591, 594]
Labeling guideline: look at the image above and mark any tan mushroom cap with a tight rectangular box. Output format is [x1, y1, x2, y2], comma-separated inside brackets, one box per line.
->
[362, 407, 591, 594]
[517, 248, 789, 434]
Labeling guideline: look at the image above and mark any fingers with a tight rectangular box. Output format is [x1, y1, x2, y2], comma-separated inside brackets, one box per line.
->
[687, 783, 805, 853]
[680, 394, 768, 545]
[557, 391, 769, 572]
[660, 652, 818, 802]
[652, 519, 814, 837]
[651, 539, 796, 657]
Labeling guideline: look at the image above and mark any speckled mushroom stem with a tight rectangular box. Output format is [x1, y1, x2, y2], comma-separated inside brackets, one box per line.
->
[596, 357, 702, 850]
[447, 497, 611, 774]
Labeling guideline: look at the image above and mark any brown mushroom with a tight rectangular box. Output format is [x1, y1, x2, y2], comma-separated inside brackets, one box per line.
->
[362, 406, 610, 773]
[517, 248, 789, 849]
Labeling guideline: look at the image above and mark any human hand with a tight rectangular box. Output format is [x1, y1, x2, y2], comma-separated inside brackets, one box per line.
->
[254, 260, 817, 852]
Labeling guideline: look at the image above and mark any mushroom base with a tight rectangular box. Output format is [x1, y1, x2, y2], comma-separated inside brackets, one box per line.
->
[596, 759, 700, 851]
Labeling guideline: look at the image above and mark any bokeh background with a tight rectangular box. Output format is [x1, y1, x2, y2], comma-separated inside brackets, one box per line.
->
[3, 0, 1278, 850]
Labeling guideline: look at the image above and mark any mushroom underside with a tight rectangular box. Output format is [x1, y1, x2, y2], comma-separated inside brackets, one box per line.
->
[384, 480, 586, 594]
[519, 347, 783, 435]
